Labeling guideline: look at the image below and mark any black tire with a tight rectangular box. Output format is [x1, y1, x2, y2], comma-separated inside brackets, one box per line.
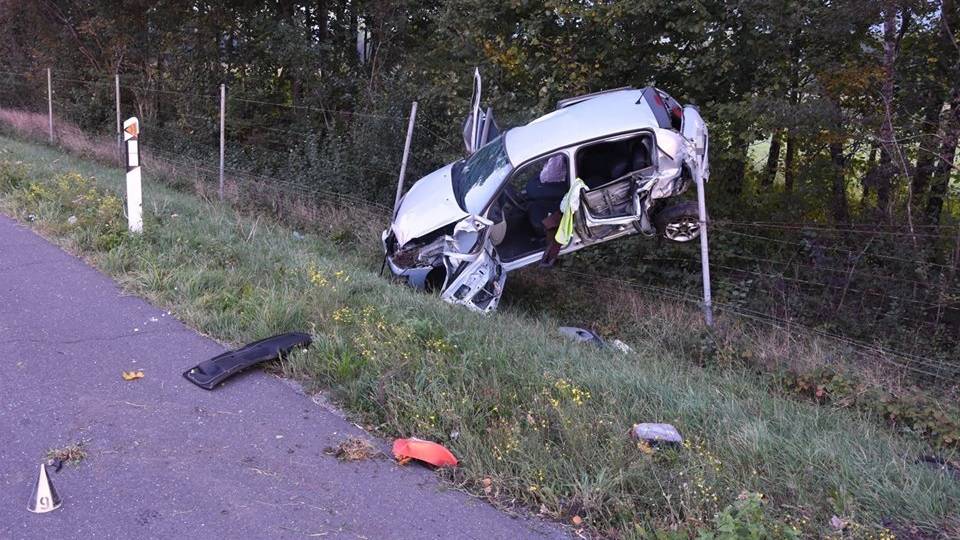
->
[653, 201, 703, 243]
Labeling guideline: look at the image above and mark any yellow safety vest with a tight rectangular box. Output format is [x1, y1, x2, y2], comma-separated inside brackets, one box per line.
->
[556, 177, 587, 246]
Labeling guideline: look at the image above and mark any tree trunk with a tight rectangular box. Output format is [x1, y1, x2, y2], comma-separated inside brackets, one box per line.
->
[830, 141, 850, 222]
[925, 0, 960, 223]
[784, 133, 796, 193]
[862, 141, 878, 202]
[762, 129, 782, 187]
[875, 149, 893, 215]
[724, 138, 749, 197]
[912, 99, 943, 208]
[876, 4, 900, 218]
[316, 0, 328, 43]
[926, 88, 960, 224]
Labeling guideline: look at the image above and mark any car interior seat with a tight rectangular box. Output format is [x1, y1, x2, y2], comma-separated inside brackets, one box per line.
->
[525, 173, 568, 236]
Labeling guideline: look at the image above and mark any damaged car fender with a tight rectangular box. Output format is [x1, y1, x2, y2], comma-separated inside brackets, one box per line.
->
[439, 215, 506, 313]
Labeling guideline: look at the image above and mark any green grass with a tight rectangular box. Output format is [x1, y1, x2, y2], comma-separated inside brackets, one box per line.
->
[1, 135, 958, 538]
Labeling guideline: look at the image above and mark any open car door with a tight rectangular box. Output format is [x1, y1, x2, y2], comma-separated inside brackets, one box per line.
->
[575, 133, 657, 240]
[681, 105, 709, 183]
[461, 69, 500, 155]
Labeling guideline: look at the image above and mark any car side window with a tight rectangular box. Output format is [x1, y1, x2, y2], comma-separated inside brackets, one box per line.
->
[509, 153, 569, 198]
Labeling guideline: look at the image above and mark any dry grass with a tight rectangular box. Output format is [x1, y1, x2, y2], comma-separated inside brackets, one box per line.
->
[505, 261, 945, 400]
[46, 440, 88, 466]
[324, 436, 381, 462]
[0, 108, 118, 163]
[0, 109, 49, 141]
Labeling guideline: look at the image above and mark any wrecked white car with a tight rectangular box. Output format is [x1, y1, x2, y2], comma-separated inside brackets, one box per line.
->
[383, 85, 709, 313]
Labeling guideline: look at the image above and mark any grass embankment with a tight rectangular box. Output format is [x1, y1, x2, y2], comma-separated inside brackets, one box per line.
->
[1, 135, 958, 538]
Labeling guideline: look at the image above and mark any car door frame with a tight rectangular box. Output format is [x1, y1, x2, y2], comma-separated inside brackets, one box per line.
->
[486, 129, 663, 271]
[571, 129, 659, 235]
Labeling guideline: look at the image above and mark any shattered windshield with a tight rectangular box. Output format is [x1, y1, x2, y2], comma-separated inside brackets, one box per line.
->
[451, 135, 513, 213]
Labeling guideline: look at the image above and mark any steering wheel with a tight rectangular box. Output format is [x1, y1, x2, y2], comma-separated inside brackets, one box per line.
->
[501, 183, 525, 209]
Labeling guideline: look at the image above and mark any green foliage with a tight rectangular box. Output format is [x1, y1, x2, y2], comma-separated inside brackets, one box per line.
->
[3, 168, 126, 251]
[783, 366, 960, 450]
[0, 158, 27, 192]
[696, 492, 801, 540]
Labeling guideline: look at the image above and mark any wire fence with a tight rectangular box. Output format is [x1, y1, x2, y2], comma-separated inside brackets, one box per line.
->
[1, 68, 958, 384]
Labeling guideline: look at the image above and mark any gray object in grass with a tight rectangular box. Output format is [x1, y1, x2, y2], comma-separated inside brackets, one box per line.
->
[632, 423, 683, 444]
[558, 326, 605, 347]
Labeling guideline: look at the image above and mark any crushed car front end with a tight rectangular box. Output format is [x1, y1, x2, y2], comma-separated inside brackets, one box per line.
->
[383, 139, 513, 313]
[383, 215, 506, 313]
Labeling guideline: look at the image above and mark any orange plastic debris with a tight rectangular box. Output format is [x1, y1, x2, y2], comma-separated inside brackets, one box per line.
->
[392, 437, 458, 467]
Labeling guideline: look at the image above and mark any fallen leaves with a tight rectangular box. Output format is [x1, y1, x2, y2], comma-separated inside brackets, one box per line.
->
[482, 477, 493, 495]
[121, 370, 144, 381]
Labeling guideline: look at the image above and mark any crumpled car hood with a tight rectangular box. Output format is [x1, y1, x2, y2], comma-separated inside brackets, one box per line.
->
[391, 163, 469, 247]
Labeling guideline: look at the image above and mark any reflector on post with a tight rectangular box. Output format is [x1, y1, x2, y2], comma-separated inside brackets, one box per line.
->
[123, 117, 143, 234]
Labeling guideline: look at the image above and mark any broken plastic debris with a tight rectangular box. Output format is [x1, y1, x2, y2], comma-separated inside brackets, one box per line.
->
[558, 326, 605, 347]
[67, 215, 77, 225]
[631, 423, 682, 445]
[611, 339, 633, 354]
[182, 332, 313, 390]
[392, 438, 458, 468]
[121, 370, 145, 381]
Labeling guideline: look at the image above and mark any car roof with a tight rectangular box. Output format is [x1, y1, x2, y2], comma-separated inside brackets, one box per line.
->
[503, 88, 660, 166]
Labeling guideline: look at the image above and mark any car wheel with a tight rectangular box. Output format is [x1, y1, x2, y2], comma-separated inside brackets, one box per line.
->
[654, 201, 702, 243]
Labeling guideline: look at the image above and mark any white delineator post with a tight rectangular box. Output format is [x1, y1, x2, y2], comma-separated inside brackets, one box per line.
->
[46, 68, 53, 143]
[695, 175, 714, 326]
[219, 83, 225, 201]
[123, 117, 143, 234]
[393, 101, 418, 216]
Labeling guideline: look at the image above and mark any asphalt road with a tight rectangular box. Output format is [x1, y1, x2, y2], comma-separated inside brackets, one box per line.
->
[0, 213, 566, 540]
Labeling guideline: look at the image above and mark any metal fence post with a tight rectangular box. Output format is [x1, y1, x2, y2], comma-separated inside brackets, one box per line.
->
[46, 68, 53, 143]
[695, 175, 714, 326]
[393, 101, 418, 215]
[219, 83, 225, 201]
